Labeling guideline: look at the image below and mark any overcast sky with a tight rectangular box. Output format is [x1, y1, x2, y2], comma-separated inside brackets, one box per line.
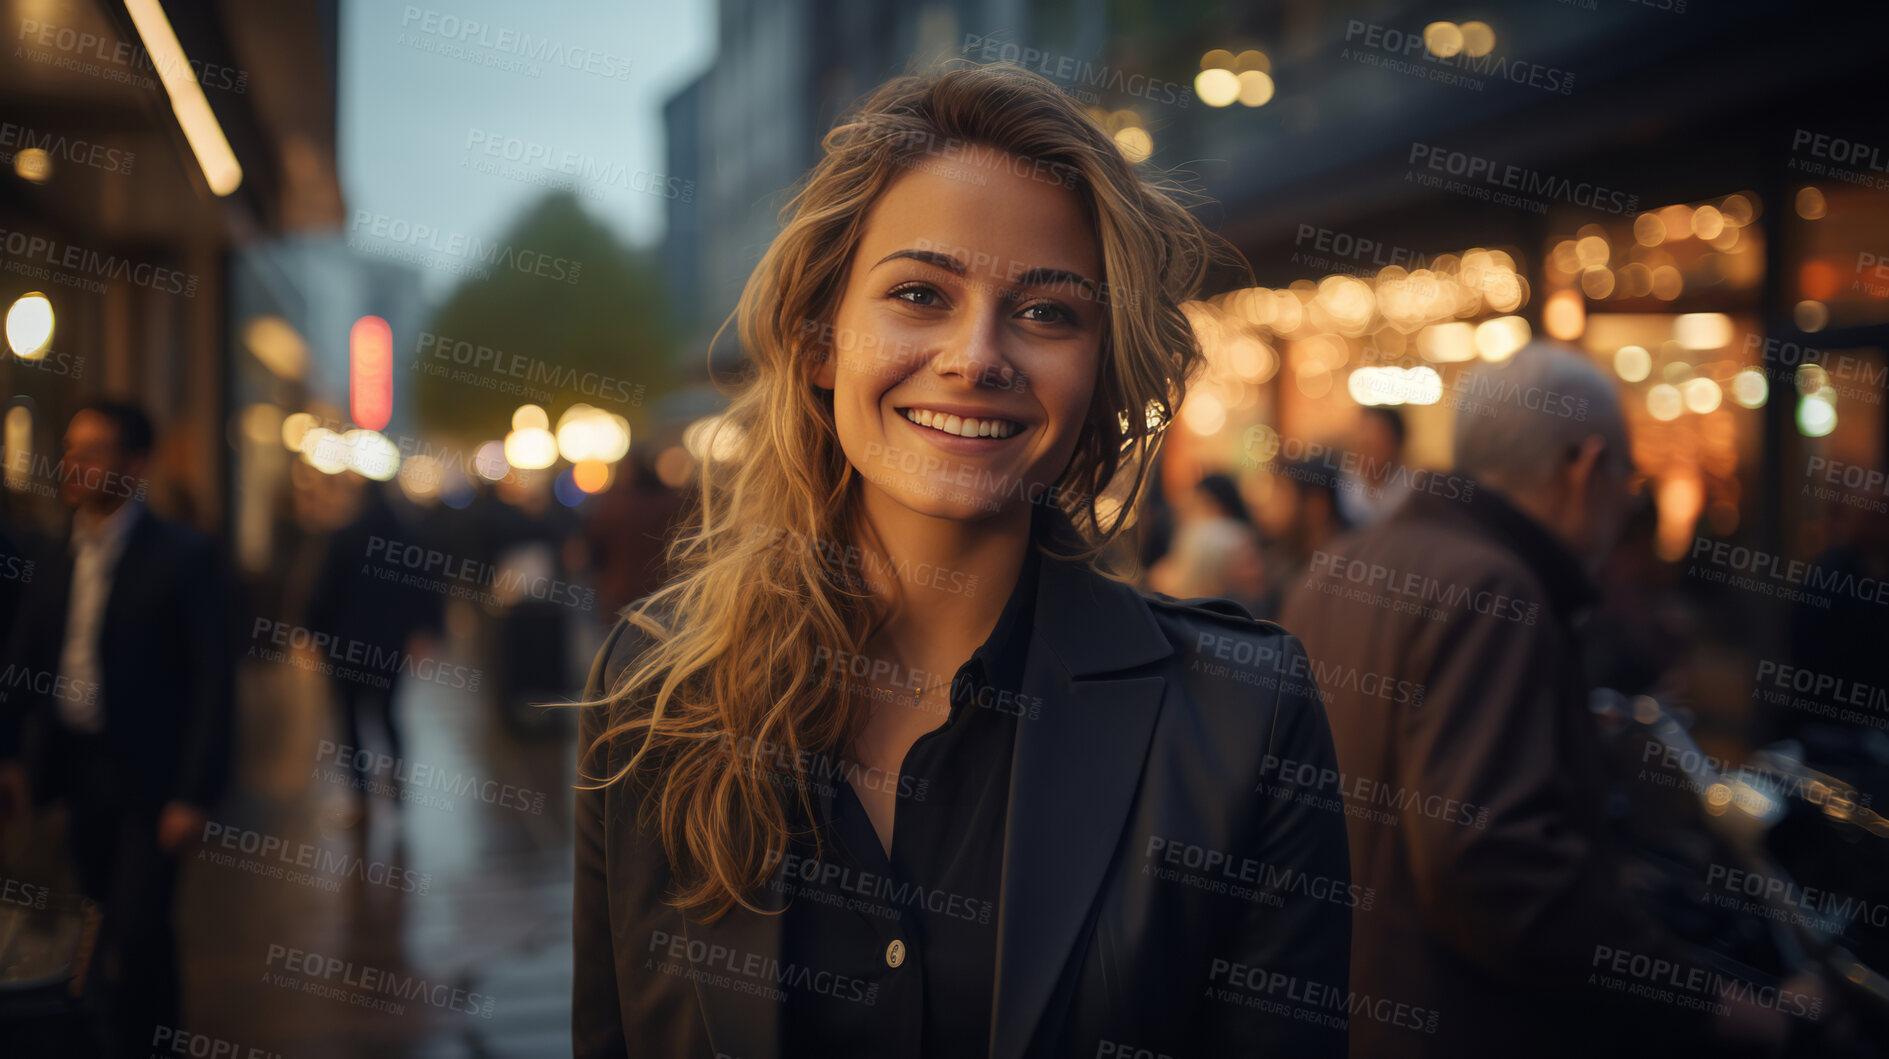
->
[338, 0, 715, 288]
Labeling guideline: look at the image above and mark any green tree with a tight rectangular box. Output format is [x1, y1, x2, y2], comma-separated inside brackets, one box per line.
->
[414, 190, 675, 444]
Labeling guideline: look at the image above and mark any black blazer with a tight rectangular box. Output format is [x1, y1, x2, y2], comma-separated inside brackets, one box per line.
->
[573, 519, 1352, 1058]
[1, 504, 236, 811]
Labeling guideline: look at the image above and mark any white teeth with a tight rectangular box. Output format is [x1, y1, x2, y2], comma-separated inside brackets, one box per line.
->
[902, 408, 1020, 439]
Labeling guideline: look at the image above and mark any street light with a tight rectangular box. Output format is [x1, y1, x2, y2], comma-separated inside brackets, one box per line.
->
[6, 292, 53, 359]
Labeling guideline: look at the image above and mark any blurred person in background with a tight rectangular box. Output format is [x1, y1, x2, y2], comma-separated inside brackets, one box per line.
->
[0, 401, 235, 1059]
[1281, 343, 1830, 1058]
[1335, 405, 1411, 529]
[1250, 458, 1351, 620]
[576, 444, 686, 624]
[1147, 472, 1267, 616]
[303, 474, 440, 810]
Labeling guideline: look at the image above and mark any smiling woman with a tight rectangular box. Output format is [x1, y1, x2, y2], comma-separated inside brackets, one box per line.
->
[573, 62, 1352, 1058]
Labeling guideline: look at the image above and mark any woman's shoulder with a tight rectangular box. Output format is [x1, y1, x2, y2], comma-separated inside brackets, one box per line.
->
[1140, 589, 1315, 694]
[585, 596, 678, 703]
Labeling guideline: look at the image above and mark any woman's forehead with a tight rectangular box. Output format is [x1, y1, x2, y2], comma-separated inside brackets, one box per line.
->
[853, 155, 1102, 284]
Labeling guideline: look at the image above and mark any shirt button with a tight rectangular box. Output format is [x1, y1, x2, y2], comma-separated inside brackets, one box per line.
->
[885, 939, 906, 968]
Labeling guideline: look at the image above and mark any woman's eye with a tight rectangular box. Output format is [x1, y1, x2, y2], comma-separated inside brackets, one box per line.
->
[1018, 303, 1070, 325]
[890, 284, 941, 307]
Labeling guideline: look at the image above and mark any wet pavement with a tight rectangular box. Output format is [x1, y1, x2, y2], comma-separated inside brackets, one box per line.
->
[171, 617, 604, 1059]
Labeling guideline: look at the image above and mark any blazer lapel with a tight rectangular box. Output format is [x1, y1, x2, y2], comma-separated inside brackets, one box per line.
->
[990, 533, 1173, 1059]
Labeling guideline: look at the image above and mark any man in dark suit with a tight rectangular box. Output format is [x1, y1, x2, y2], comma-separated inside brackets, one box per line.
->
[0, 401, 235, 1058]
[1281, 343, 1807, 1057]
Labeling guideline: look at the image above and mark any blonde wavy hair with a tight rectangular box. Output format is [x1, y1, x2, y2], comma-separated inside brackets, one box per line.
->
[578, 62, 1238, 920]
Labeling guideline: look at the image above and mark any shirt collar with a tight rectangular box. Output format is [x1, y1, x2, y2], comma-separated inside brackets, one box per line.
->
[1415, 481, 1598, 620]
[71, 499, 143, 558]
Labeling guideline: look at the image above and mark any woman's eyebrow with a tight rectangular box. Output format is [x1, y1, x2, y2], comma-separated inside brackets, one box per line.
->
[873, 248, 1098, 298]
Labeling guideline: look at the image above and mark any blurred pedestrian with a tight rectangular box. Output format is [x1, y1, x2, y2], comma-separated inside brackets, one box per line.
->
[1335, 405, 1411, 528]
[303, 477, 438, 805]
[0, 401, 235, 1059]
[1281, 343, 1810, 1057]
[1251, 458, 1351, 620]
[577, 445, 684, 624]
[1147, 473, 1267, 615]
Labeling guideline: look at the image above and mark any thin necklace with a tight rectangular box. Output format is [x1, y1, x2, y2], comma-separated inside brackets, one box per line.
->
[861, 672, 953, 709]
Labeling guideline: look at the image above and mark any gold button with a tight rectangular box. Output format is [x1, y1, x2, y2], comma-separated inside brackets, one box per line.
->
[885, 939, 906, 968]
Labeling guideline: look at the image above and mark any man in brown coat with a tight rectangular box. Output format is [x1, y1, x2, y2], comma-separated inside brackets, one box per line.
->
[1281, 343, 1805, 1057]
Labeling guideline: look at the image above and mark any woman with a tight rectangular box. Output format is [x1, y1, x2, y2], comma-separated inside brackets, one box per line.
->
[1148, 473, 1269, 617]
[574, 64, 1351, 1059]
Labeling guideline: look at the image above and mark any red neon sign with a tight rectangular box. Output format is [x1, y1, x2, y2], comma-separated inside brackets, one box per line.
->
[349, 315, 393, 431]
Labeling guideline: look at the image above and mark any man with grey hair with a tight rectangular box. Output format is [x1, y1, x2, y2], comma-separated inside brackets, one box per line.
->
[1280, 342, 1806, 1056]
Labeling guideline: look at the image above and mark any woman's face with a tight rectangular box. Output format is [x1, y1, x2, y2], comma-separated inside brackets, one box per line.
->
[814, 146, 1107, 525]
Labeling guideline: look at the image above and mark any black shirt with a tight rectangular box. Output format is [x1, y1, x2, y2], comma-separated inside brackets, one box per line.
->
[777, 536, 1042, 1058]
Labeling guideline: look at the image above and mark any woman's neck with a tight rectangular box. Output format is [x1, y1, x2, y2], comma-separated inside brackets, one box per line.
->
[851, 488, 1033, 683]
